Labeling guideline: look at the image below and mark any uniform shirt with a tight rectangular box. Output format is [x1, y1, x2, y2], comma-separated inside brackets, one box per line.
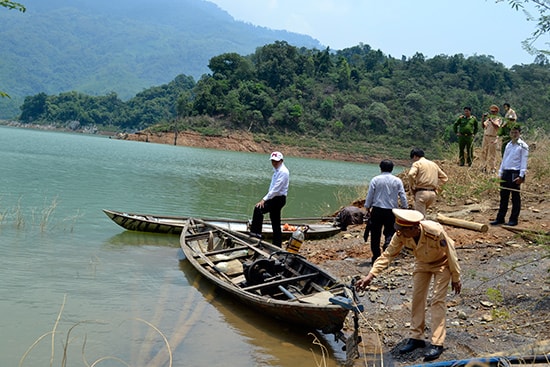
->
[369, 220, 461, 282]
[499, 138, 529, 177]
[453, 115, 478, 135]
[364, 172, 408, 210]
[482, 114, 501, 136]
[263, 162, 289, 200]
[504, 108, 517, 124]
[499, 109, 518, 138]
[408, 157, 448, 190]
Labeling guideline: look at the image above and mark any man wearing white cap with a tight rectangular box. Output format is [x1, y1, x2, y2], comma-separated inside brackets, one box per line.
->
[249, 151, 289, 247]
[356, 209, 461, 362]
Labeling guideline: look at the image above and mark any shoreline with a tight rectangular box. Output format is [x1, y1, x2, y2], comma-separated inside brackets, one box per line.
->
[0, 122, 410, 166]
[120, 130, 411, 166]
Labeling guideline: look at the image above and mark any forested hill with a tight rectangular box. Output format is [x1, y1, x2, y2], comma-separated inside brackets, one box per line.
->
[16, 41, 550, 158]
[0, 0, 321, 118]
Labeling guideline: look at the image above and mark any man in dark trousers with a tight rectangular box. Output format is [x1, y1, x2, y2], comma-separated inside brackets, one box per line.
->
[249, 151, 289, 246]
[364, 159, 408, 264]
[490, 126, 529, 226]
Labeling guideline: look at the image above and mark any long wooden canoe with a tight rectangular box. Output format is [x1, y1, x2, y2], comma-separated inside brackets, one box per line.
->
[102, 209, 340, 240]
[179, 218, 358, 335]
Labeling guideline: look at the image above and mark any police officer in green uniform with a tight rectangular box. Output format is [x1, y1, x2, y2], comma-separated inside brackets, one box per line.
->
[453, 107, 479, 166]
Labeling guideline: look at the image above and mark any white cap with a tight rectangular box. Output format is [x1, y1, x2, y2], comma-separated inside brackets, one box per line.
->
[392, 209, 424, 227]
[270, 151, 283, 161]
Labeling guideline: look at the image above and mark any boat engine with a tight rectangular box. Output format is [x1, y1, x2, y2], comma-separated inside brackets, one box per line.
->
[243, 258, 284, 286]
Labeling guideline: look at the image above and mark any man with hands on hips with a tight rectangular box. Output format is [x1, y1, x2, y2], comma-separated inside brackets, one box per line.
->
[356, 209, 461, 362]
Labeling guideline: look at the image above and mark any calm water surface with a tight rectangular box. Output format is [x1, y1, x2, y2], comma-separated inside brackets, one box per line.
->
[0, 126, 392, 366]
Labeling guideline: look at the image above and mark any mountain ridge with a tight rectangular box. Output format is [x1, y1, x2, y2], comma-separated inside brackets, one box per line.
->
[0, 0, 322, 118]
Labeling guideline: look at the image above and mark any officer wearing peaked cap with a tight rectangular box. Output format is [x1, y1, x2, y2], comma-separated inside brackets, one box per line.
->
[393, 208, 424, 226]
[356, 209, 461, 362]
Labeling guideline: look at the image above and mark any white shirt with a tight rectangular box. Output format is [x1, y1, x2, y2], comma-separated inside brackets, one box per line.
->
[499, 138, 529, 177]
[364, 172, 408, 209]
[263, 162, 289, 200]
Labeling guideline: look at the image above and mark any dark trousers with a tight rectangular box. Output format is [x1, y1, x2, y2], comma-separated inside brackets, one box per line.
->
[458, 135, 474, 166]
[367, 207, 396, 263]
[250, 195, 286, 247]
[496, 170, 521, 223]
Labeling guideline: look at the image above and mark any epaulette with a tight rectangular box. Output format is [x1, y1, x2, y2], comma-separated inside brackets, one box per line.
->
[421, 220, 442, 241]
[519, 141, 529, 151]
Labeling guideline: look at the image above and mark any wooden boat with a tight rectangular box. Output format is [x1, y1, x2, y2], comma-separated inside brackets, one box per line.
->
[179, 218, 360, 336]
[102, 209, 340, 240]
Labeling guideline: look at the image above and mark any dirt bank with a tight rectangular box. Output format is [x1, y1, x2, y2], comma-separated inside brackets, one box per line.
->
[301, 200, 549, 366]
[119, 130, 408, 165]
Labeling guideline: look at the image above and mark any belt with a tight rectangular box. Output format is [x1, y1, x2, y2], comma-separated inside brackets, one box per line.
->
[416, 188, 435, 192]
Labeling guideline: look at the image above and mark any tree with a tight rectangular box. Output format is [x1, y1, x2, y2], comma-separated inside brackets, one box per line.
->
[1, 0, 25, 98]
[0, 0, 25, 12]
[497, 0, 550, 57]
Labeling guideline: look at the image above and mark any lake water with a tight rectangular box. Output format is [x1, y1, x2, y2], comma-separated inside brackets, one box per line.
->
[0, 126, 387, 366]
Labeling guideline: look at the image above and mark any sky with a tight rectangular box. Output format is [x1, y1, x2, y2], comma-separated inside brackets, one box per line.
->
[207, 0, 545, 67]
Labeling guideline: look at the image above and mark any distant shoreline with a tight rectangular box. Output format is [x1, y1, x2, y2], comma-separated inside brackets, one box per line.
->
[0, 121, 409, 165]
[119, 130, 411, 166]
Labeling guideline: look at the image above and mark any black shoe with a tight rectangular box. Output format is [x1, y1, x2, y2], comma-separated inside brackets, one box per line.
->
[506, 221, 518, 226]
[248, 232, 262, 239]
[490, 220, 504, 226]
[424, 345, 444, 361]
[399, 338, 425, 354]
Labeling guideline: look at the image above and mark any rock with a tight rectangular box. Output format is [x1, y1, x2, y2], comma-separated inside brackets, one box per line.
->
[481, 314, 494, 322]
[457, 310, 468, 320]
[480, 300, 494, 308]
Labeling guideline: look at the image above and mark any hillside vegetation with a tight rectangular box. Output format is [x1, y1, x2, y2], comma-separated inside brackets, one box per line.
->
[0, 0, 321, 118]
[15, 41, 550, 159]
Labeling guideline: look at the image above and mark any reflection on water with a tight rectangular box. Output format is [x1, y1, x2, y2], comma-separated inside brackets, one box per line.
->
[178, 259, 347, 367]
[105, 231, 180, 248]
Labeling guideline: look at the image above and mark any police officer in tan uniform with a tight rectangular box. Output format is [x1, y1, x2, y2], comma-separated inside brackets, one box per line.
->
[480, 105, 502, 173]
[356, 209, 461, 362]
[408, 148, 448, 215]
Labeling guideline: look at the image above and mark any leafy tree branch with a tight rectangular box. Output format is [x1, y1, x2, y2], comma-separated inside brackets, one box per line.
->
[497, 0, 550, 57]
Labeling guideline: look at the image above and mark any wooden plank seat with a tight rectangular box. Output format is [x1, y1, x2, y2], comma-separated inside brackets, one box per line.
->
[242, 272, 319, 292]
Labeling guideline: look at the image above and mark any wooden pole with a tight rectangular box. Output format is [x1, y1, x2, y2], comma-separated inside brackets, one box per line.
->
[436, 214, 489, 233]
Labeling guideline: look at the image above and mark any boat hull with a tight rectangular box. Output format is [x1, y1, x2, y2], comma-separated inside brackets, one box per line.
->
[180, 218, 352, 334]
[103, 209, 340, 240]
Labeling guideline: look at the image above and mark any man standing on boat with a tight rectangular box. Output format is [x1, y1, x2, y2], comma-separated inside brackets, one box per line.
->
[249, 151, 289, 247]
[356, 209, 461, 362]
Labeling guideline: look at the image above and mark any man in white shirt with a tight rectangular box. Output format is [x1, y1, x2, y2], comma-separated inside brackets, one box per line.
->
[249, 151, 290, 246]
[364, 159, 408, 264]
[490, 126, 529, 226]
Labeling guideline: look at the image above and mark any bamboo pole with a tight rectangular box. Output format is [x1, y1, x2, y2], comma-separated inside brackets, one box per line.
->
[436, 214, 489, 233]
